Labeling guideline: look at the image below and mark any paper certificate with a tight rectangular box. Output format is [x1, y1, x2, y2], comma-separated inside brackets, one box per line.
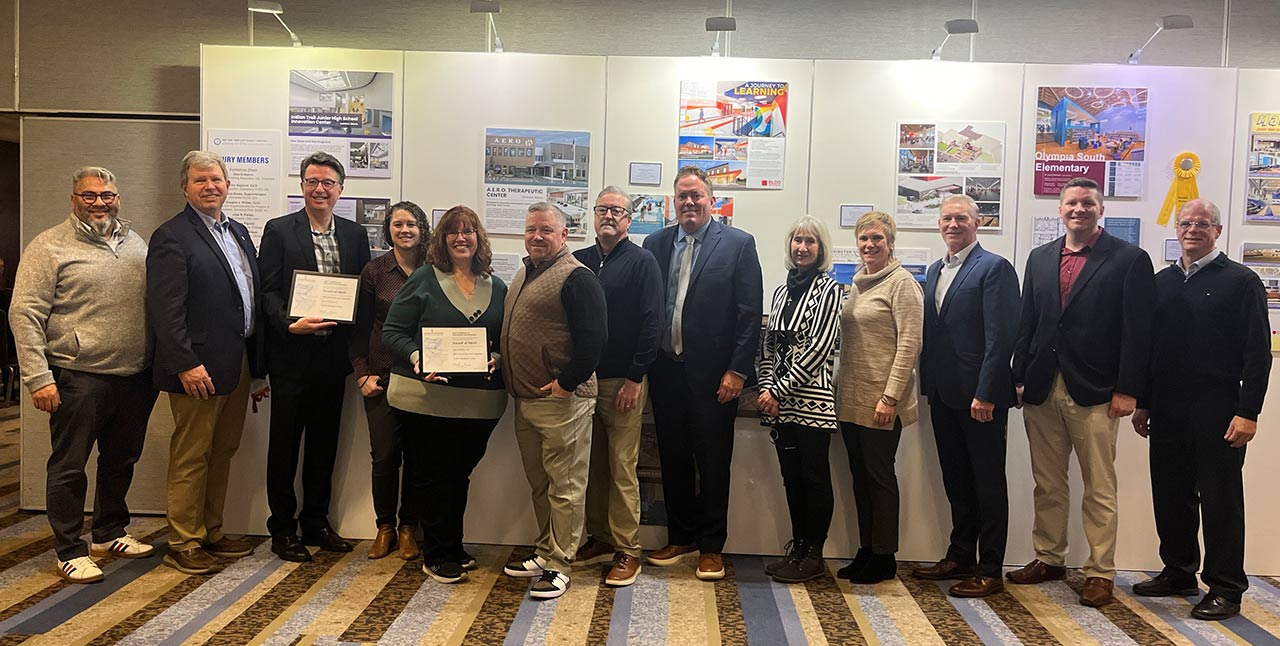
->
[420, 327, 489, 374]
[287, 270, 360, 323]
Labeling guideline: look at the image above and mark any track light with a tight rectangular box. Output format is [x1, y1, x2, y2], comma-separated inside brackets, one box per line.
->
[248, 1, 302, 47]
[471, 1, 505, 53]
[706, 16, 736, 57]
[930, 19, 978, 61]
[1128, 15, 1193, 64]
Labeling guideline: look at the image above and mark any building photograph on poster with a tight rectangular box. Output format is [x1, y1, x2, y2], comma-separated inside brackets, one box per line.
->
[629, 194, 671, 235]
[1246, 112, 1280, 223]
[288, 70, 393, 178]
[1034, 86, 1147, 197]
[1241, 245, 1280, 309]
[895, 121, 1005, 229]
[483, 127, 591, 237]
[287, 194, 392, 253]
[679, 80, 788, 189]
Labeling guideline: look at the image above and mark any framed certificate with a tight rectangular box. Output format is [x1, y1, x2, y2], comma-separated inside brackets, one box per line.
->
[421, 327, 489, 373]
[287, 270, 360, 323]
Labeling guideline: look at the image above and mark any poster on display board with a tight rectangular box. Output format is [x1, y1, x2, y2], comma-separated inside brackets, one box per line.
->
[1033, 87, 1147, 197]
[1241, 245, 1280, 310]
[207, 129, 283, 249]
[1245, 112, 1280, 223]
[288, 70, 394, 179]
[678, 80, 788, 189]
[483, 128, 591, 238]
[286, 195, 392, 254]
[628, 194, 734, 235]
[895, 121, 1005, 230]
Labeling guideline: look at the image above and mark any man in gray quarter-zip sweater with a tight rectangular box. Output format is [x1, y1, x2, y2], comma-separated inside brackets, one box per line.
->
[9, 166, 158, 584]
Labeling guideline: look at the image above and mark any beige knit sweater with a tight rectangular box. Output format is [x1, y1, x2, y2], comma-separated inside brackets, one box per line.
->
[836, 259, 923, 430]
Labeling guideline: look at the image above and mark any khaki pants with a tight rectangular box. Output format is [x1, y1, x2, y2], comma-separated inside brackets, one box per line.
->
[1022, 374, 1119, 579]
[167, 354, 251, 551]
[514, 393, 595, 573]
[585, 377, 646, 556]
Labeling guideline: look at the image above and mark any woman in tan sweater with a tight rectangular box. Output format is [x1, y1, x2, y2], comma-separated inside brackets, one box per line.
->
[835, 211, 923, 584]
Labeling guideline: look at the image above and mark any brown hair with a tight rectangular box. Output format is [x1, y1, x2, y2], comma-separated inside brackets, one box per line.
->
[854, 211, 897, 256]
[674, 165, 714, 199]
[1059, 176, 1103, 205]
[427, 205, 493, 276]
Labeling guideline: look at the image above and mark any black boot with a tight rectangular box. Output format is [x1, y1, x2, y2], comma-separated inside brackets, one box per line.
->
[836, 548, 871, 579]
[773, 542, 826, 583]
[848, 553, 896, 584]
[765, 539, 803, 576]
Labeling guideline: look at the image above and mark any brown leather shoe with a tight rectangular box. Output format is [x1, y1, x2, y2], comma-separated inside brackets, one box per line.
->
[696, 553, 726, 580]
[163, 546, 224, 575]
[949, 575, 1004, 598]
[646, 543, 697, 566]
[367, 524, 396, 559]
[205, 536, 256, 559]
[606, 552, 641, 586]
[397, 525, 420, 560]
[1006, 559, 1067, 584]
[575, 537, 615, 565]
[912, 559, 978, 580]
[1080, 577, 1114, 607]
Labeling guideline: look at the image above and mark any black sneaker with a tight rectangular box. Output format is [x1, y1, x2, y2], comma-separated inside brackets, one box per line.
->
[765, 539, 803, 576]
[529, 570, 569, 599]
[456, 550, 478, 571]
[424, 561, 466, 584]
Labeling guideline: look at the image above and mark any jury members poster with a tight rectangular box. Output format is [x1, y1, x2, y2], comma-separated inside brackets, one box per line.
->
[895, 121, 1005, 230]
[1246, 112, 1280, 223]
[1033, 86, 1147, 197]
[483, 128, 591, 237]
[287, 70, 394, 179]
[678, 80, 788, 190]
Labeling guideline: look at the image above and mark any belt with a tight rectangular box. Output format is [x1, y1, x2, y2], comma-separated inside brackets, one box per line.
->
[661, 352, 684, 363]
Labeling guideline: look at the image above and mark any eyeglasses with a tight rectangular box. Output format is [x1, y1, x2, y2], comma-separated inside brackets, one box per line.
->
[301, 178, 339, 189]
[447, 229, 477, 238]
[73, 191, 118, 204]
[1177, 220, 1217, 230]
[593, 205, 631, 217]
[676, 192, 706, 203]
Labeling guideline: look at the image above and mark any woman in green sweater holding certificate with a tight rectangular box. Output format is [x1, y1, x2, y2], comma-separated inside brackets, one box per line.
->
[382, 205, 507, 585]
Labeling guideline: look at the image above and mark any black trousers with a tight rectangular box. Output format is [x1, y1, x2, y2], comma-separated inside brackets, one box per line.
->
[649, 356, 736, 553]
[840, 420, 902, 555]
[399, 411, 497, 566]
[364, 394, 414, 527]
[266, 374, 346, 537]
[46, 368, 156, 561]
[930, 403, 1009, 577]
[1149, 385, 1248, 602]
[772, 424, 833, 550]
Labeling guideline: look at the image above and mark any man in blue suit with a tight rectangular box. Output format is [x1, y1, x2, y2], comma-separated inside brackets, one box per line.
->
[148, 151, 267, 575]
[642, 166, 762, 580]
[913, 194, 1019, 598]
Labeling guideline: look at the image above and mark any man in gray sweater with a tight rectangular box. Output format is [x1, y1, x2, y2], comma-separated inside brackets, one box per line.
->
[9, 166, 158, 584]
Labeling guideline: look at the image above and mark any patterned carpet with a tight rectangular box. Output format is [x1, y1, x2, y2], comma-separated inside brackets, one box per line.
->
[0, 406, 1279, 644]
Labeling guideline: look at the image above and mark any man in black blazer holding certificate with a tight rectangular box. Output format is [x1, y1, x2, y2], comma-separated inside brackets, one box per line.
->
[642, 166, 763, 581]
[258, 152, 371, 562]
[148, 151, 267, 574]
[1008, 177, 1155, 608]
[914, 194, 1020, 598]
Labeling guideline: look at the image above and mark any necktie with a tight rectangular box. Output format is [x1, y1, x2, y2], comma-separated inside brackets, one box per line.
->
[671, 235, 694, 354]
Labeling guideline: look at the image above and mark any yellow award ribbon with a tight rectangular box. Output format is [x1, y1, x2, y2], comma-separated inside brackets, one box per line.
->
[1157, 152, 1200, 226]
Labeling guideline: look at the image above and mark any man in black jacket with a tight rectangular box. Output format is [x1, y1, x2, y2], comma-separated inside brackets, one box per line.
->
[1130, 198, 1271, 621]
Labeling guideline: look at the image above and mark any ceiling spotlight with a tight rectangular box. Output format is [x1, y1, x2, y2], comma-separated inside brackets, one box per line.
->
[248, 1, 301, 47]
[471, 1, 505, 53]
[1128, 14, 1194, 64]
[930, 19, 978, 61]
[706, 16, 737, 57]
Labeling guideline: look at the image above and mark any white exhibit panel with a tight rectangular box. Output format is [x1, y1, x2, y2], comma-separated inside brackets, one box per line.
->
[603, 56, 815, 292]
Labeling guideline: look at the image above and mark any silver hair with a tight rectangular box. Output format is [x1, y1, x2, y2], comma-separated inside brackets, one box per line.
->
[940, 193, 979, 219]
[179, 151, 229, 185]
[597, 185, 631, 205]
[783, 215, 834, 272]
[1177, 198, 1221, 225]
[527, 201, 567, 228]
[72, 166, 117, 189]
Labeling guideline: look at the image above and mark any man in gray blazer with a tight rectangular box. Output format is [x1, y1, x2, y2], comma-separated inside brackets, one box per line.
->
[641, 166, 762, 581]
[914, 194, 1020, 598]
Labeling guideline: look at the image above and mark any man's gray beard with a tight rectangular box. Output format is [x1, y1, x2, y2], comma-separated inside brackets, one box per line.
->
[88, 217, 115, 238]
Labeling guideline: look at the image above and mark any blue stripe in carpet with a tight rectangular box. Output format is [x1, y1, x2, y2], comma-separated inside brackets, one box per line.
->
[155, 553, 285, 646]
[606, 579, 634, 646]
[501, 584, 540, 646]
[731, 555, 788, 645]
[938, 581, 1008, 645]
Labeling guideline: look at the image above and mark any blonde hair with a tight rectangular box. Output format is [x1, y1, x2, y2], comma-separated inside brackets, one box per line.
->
[854, 211, 897, 256]
[783, 215, 833, 272]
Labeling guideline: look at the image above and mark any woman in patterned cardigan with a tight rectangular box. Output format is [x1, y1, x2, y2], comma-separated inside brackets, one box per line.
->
[757, 215, 845, 583]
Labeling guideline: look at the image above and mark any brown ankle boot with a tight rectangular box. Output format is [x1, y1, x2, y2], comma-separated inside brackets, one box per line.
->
[368, 524, 396, 559]
[397, 525, 420, 560]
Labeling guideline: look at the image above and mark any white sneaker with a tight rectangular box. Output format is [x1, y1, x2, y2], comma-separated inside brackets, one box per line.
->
[57, 556, 104, 583]
[529, 570, 570, 599]
[90, 534, 155, 559]
[503, 554, 547, 577]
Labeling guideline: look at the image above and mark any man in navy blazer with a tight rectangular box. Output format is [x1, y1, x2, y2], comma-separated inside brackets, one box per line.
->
[148, 151, 267, 574]
[913, 195, 1019, 598]
[1008, 177, 1155, 607]
[258, 152, 371, 562]
[641, 166, 762, 581]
